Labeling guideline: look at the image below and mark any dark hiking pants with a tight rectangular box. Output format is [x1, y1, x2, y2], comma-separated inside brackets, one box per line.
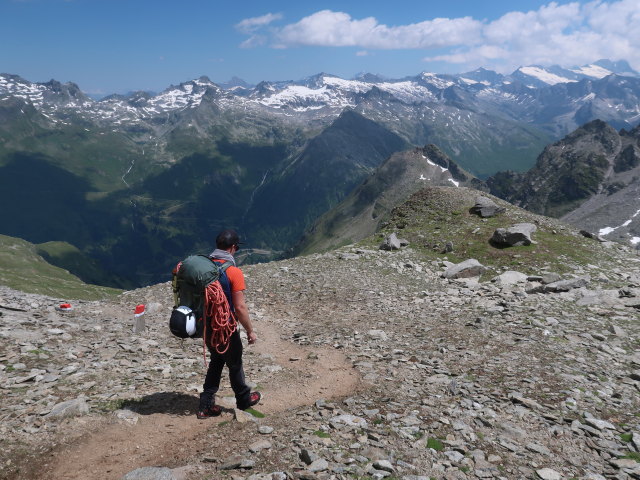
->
[199, 330, 251, 410]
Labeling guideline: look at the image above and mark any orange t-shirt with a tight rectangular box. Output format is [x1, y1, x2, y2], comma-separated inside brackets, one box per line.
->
[213, 259, 245, 292]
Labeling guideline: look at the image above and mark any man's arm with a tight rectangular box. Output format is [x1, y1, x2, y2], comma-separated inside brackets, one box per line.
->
[232, 290, 256, 344]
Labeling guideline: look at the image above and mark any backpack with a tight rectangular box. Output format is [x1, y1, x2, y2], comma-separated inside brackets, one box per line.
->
[170, 255, 237, 353]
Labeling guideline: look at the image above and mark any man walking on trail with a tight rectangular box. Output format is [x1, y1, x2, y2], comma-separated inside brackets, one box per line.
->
[197, 229, 261, 419]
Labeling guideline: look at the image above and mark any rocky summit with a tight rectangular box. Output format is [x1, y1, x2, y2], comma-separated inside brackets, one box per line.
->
[1, 187, 640, 480]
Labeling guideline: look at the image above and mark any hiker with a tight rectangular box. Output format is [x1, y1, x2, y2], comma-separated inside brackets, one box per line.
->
[197, 229, 261, 419]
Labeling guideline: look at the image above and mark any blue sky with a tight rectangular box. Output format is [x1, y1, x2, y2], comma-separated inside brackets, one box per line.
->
[1, 0, 638, 95]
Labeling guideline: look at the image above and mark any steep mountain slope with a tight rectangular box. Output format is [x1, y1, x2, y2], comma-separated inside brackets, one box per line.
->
[293, 144, 481, 255]
[487, 120, 640, 245]
[244, 110, 409, 251]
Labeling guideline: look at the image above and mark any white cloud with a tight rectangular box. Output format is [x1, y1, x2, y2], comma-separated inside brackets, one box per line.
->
[235, 13, 283, 34]
[236, 13, 283, 49]
[272, 10, 482, 49]
[238, 1, 640, 72]
[427, 0, 640, 72]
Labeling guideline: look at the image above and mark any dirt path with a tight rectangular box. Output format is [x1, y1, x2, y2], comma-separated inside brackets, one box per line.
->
[42, 314, 361, 480]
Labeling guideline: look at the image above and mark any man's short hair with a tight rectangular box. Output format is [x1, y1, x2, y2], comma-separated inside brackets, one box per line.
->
[216, 229, 241, 249]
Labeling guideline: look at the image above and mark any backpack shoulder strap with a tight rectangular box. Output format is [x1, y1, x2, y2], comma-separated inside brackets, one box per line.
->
[218, 261, 233, 273]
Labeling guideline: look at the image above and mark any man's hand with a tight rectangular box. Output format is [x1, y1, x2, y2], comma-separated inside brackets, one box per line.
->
[247, 330, 257, 345]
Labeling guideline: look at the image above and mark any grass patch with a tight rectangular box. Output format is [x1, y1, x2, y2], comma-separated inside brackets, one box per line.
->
[620, 433, 633, 442]
[27, 349, 47, 355]
[623, 452, 640, 462]
[244, 408, 265, 418]
[426, 437, 444, 451]
[313, 430, 331, 438]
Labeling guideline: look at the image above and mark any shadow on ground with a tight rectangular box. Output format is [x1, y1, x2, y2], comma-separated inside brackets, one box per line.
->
[123, 392, 199, 416]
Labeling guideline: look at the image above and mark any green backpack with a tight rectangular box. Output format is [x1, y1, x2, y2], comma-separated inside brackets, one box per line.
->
[170, 255, 231, 338]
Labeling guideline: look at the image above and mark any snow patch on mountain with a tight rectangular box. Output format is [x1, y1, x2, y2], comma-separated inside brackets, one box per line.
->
[379, 81, 436, 103]
[599, 206, 640, 237]
[570, 64, 613, 79]
[254, 85, 354, 111]
[0, 75, 46, 107]
[320, 76, 370, 93]
[517, 67, 577, 85]
[420, 73, 455, 89]
[459, 77, 489, 86]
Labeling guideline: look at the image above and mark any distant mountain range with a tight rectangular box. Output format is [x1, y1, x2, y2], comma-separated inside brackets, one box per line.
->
[1, 59, 639, 286]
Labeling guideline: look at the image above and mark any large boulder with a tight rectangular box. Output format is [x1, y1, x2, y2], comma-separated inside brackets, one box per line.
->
[491, 223, 537, 247]
[470, 196, 506, 218]
[442, 259, 487, 279]
[379, 233, 404, 251]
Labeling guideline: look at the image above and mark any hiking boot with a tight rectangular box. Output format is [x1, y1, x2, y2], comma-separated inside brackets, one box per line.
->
[196, 404, 222, 419]
[240, 391, 261, 410]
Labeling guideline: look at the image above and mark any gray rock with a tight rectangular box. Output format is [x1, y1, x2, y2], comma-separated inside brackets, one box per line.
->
[442, 259, 487, 279]
[492, 270, 528, 286]
[234, 408, 257, 423]
[526, 443, 551, 456]
[330, 414, 368, 428]
[528, 277, 590, 293]
[121, 467, 177, 480]
[219, 455, 255, 470]
[114, 409, 139, 425]
[535, 468, 562, 480]
[584, 417, 616, 430]
[470, 196, 506, 218]
[444, 450, 464, 463]
[300, 449, 319, 465]
[373, 459, 394, 472]
[491, 223, 537, 247]
[249, 439, 272, 453]
[580, 230, 607, 242]
[610, 458, 639, 469]
[308, 458, 329, 472]
[380, 233, 402, 251]
[608, 324, 626, 336]
[541, 273, 562, 284]
[44, 397, 89, 418]
[632, 432, 640, 451]
[582, 473, 606, 480]
[367, 329, 389, 341]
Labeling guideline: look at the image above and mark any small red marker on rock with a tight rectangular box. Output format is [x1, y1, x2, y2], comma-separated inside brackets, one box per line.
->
[133, 304, 145, 333]
[56, 303, 73, 312]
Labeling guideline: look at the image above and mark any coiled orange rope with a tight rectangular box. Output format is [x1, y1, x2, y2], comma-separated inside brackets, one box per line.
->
[202, 281, 238, 365]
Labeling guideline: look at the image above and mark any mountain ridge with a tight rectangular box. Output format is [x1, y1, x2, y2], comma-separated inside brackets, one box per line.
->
[487, 119, 640, 246]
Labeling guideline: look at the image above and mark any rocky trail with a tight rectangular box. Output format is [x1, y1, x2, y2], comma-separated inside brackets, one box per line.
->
[2, 210, 640, 479]
[44, 312, 360, 480]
